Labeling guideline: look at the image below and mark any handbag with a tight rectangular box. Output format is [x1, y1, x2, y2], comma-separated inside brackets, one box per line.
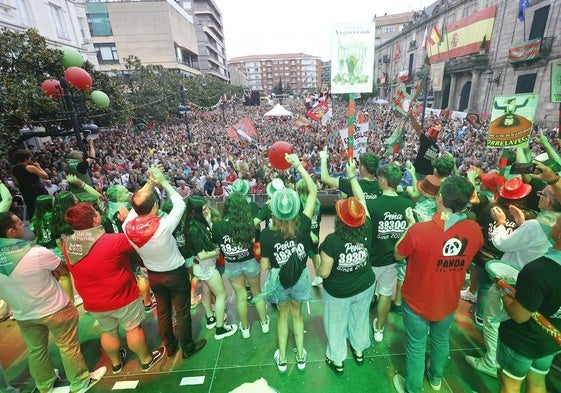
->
[279, 251, 305, 288]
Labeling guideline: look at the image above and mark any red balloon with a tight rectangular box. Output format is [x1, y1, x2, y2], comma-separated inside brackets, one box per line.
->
[268, 141, 293, 170]
[41, 79, 63, 99]
[64, 66, 92, 91]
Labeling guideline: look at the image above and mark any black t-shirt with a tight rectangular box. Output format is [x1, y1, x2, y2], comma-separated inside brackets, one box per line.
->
[260, 215, 312, 269]
[499, 255, 561, 358]
[339, 178, 381, 222]
[212, 219, 255, 263]
[413, 133, 439, 175]
[319, 217, 375, 298]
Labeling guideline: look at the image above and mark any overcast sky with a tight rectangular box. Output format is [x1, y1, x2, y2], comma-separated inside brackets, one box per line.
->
[214, 0, 436, 61]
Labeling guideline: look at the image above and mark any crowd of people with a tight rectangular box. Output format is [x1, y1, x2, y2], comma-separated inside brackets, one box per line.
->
[0, 92, 560, 393]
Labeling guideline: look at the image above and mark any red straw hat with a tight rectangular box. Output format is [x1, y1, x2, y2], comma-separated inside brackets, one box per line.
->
[416, 175, 441, 198]
[335, 197, 366, 228]
[499, 177, 531, 200]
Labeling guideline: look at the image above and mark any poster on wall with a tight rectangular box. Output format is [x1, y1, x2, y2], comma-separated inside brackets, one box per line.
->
[487, 93, 538, 148]
[551, 63, 561, 103]
[330, 22, 375, 94]
[430, 62, 446, 91]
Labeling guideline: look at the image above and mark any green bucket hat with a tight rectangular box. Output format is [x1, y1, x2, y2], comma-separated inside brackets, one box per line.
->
[270, 188, 300, 221]
[231, 179, 250, 195]
[266, 178, 285, 198]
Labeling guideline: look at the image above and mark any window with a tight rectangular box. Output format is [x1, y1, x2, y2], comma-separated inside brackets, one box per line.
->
[529, 5, 549, 40]
[49, 3, 69, 39]
[88, 12, 113, 36]
[384, 26, 395, 33]
[16, 0, 32, 26]
[77, 17, 88, 41]
[94, 43, 119, 64]
[515, 74, 537, 94]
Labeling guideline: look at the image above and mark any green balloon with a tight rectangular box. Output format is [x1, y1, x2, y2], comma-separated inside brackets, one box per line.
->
[91, 90, 110, 108]
[61, 46, 83, 68]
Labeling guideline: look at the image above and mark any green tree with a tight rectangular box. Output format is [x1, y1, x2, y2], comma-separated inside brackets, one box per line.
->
[0, 29, 63, 153]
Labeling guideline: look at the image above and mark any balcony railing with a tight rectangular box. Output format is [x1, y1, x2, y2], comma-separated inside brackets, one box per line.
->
[508, 37, 554, 64]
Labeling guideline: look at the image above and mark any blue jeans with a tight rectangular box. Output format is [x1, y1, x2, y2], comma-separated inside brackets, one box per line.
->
[475, 263, 492, 319]
[402, 301, 454, 393]
[322, 284, 375, 364]
[147, 266, 193, 354]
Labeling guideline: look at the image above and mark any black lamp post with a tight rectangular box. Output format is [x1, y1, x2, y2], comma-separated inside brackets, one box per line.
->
[179, 85, 192, 143]
[59, 77, 86, 153]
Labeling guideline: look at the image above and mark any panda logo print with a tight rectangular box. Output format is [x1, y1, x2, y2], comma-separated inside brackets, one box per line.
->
[437, 236, 468, 272]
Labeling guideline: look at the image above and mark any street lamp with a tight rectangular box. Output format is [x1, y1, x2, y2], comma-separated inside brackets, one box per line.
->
[179, 85, 192, 143]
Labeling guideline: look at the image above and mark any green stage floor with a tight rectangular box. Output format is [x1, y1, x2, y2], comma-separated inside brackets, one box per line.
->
[3, 277, 561, 393]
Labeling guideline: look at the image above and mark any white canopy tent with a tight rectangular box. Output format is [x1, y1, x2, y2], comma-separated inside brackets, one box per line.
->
[264, 103, 293, 117]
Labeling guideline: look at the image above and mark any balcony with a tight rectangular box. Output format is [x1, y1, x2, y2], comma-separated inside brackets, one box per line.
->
[508, 37, 554, 65]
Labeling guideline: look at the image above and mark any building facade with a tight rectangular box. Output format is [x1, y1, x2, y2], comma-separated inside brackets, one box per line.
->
[179, 0, 228, 82]
[229, 53, 322, 95]
[375, 0, 560, 127]
[374, 11, 414, 46]
[0, 0, 98, 67]
[87, 0, 200, 76]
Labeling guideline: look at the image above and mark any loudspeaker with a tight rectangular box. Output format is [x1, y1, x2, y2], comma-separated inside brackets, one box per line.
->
[251, 91, 260, 106]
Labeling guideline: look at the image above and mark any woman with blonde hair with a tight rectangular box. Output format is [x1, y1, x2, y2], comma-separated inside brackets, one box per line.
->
[260, 153, 317, 373]
[212, 192, 269, 338]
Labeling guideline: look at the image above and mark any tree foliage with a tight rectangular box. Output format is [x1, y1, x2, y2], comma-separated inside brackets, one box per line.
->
[0, 30, 244, 153]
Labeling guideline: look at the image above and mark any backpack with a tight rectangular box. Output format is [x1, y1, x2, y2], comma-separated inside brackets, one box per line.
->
[279, 251, 305, 288]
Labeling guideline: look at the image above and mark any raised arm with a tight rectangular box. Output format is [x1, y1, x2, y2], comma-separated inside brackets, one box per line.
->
[285, 153, 317, 219]
[0, 180, 13, 213]
[345, 159, 369, 218]
[408, 111, 422, 137]
[319, 146, 339, 189]
[66, 174, 102, 200]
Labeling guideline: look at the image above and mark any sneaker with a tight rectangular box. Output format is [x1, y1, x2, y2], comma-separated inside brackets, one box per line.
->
[373, 318, 384, 343]
[111, 348, 127, 374]
[425, 370, 441, 391]
[296, 348, 307, 371]
[182, 339, 206, 359]
[246, 286, 253, 301]
[260, 315, 270, 334]
[465, 355, 498, 378]
[393, 374, 406, 393]
[76, 366, 107, 393]
[206, 313, 227, 329]
[475, 314, 484, 327]
[311, 276, 323, 286]
[274, 349, 287, 373]
[191, 294, 201, 309]
[240, 323, 250, 339]
[141, 347, 165, 372]
[214, 323, 238, 340]
[460, 289, 477, 304]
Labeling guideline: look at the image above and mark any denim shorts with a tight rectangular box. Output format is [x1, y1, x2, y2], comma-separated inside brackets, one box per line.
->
[193, 257, 218, 281]
[90, 298, 145, 332]
[224, 258, 261, 280]
[372, 264, 397, 296]
[496, 338, 558, 380]
[267, 267, 312, 304]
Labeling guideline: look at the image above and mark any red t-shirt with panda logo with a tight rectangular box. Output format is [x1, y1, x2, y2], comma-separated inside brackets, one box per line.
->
[397, 214, 484, 321]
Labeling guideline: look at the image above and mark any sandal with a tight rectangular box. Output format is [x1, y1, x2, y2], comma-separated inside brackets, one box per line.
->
[325, 357, 344, 375]
[350, 347, 364, 366]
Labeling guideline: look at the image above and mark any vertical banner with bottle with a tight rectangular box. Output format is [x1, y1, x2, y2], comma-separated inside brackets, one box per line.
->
[330, 22, 375, 160]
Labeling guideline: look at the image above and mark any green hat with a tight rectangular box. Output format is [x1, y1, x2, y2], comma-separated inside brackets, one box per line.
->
[266, 178, 285, 198]
[106, 185, 131, 203]
[231, 179, 250, 195]
[270, 188, 300, 221]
